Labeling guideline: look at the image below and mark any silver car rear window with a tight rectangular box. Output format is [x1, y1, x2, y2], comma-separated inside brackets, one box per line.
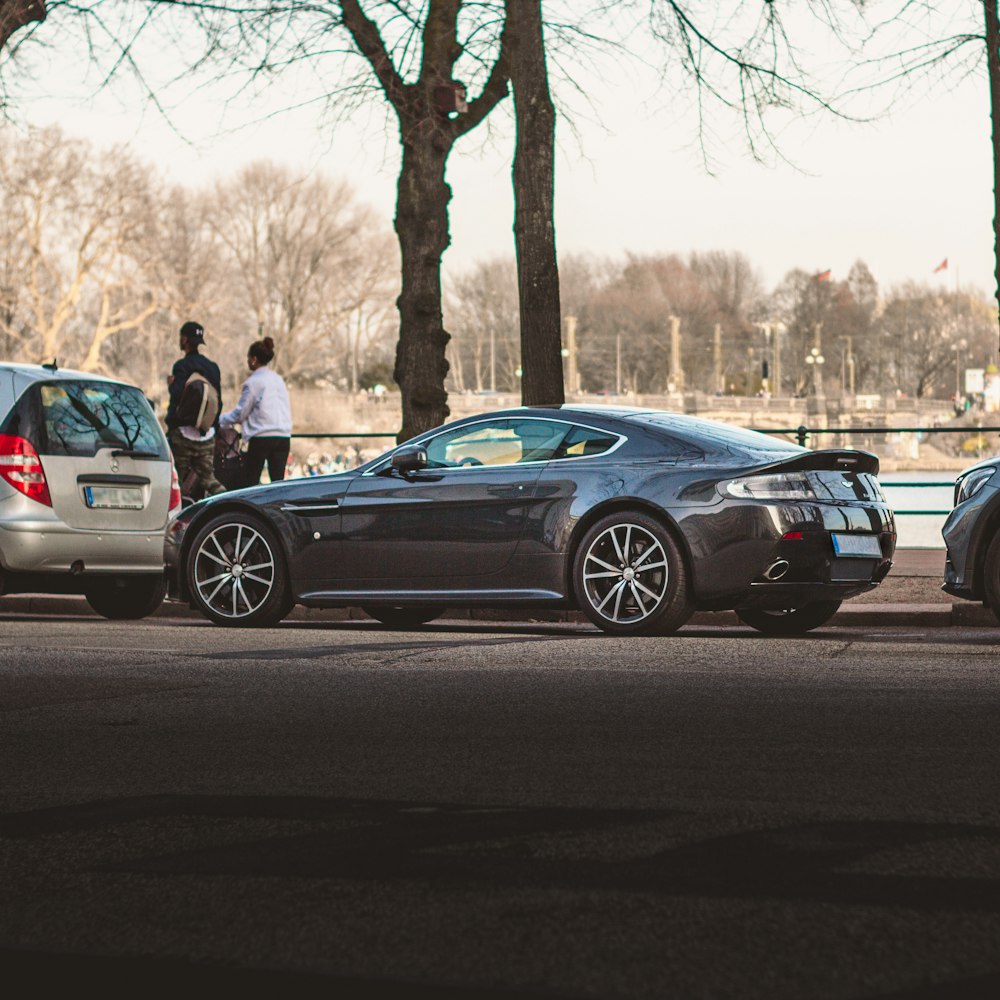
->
[1, 380, 167, 459]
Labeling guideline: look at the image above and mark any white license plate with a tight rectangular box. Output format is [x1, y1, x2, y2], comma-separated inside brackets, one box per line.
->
[83, 485, 145, 510]
[831, 532, 881, 558]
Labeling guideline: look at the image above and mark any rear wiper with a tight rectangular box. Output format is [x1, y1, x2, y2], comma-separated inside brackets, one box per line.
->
[111, 448, 160, 459]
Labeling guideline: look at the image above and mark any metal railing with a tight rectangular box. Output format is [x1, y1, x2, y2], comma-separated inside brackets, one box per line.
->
[759, 424, 1000, 448]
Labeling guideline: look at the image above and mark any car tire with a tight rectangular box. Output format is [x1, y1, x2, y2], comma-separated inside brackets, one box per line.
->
[735, 601, 842, 635]
[186, 511, 293, 627]
[573, 510, 692, 636]
[84, 574, 166, 620]
[362, 606, 443, 628]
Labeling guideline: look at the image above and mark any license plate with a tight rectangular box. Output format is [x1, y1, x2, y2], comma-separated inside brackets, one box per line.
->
[831, 532, 881, 558]
[84, 485, 145, 510]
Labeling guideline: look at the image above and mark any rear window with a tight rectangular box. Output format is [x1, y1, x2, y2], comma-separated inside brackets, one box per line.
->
[628, 412, 803, 457]
[551, 425, 620, 460]
[0, 380, 168, 459]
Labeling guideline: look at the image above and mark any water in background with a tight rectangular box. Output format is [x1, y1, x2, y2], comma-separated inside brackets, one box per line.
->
[880, 470, 956, 548]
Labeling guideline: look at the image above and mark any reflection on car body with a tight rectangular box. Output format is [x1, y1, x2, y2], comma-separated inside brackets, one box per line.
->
[164, 405, 896, 636]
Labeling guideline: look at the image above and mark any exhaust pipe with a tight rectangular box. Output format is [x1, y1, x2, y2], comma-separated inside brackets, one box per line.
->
[762, 559, 789, 581]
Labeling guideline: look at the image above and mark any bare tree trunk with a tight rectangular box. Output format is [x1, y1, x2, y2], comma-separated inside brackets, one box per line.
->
[339, 0, 510, 443]
[507, 0, 563, 406]
[986, 0, 1000, 354]
[394, 138, 453, 441]
[0, 0, 44, 49]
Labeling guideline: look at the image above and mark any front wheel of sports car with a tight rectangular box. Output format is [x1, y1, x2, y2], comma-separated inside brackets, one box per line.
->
[362, 606, 443, 628]
[735, 601, 841, 635]
[186, 512, 293, 627]
[573, 511, 691, 636]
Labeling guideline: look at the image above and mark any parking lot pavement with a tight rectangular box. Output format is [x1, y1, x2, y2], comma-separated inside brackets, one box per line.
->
[2, 618, 1000, 998]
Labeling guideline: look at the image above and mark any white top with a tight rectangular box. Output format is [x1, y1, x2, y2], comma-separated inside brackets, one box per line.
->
[179, 425, 215, 442]
[220, 366, 292, 440]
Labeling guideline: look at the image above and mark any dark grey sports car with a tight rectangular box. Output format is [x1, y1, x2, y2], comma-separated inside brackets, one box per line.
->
[163, 406, 895, 635]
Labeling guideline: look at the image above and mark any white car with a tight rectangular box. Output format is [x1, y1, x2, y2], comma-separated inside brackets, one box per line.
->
[0, 362, 180, 618]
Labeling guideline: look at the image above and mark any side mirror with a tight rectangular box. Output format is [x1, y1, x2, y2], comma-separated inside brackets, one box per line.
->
[391, 444, 428, 474]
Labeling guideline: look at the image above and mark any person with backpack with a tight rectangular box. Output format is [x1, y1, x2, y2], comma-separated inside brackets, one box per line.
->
[165, 320, 225, 499]
[219, 336, 292, 487]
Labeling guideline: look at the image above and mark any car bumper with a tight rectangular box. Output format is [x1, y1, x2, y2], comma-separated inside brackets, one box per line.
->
[942, 483, 1000, 600]
[0, 518, 166, 574]
[686, 499, 896, 609]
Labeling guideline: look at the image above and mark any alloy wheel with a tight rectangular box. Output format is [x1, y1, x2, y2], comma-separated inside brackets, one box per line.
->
[581, 522, 669, 625]
[192, 521, 277, 620]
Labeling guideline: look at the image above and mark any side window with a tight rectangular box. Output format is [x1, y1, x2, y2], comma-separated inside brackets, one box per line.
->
[425, 420, 522, 468]
[552, 424, 620, 460]
[422, 419, 572, 468]
[507, 419, 571, 462]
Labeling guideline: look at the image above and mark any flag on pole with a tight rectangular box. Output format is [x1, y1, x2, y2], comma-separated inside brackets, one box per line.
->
[816, 269, 831, 281]
[933, 258, 948, 273]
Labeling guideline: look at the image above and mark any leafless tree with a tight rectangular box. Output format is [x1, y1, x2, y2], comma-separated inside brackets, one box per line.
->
[446, 258, 519, 393]
[851, 2, 1000, 352]
[507, 0, 561, 406]
[0, 125, 161, 373]
[209, 161, 384, 387]
[0, 0, 44, 52]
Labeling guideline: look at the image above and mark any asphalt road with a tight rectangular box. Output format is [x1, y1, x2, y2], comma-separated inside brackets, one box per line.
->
[2, 614, 999, 999]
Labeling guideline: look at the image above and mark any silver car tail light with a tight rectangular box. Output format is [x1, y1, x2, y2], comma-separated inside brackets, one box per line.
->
[0, 434, 52, 506]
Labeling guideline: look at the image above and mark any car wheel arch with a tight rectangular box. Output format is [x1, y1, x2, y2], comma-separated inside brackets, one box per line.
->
[564, 498, 692, 602]
[969, 495, 1000, 597]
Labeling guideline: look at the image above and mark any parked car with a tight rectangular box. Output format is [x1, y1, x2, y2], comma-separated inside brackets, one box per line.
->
[165, 405, 895, 636]
[0, 362, 180, 618]
[942, 456, 1000, 619]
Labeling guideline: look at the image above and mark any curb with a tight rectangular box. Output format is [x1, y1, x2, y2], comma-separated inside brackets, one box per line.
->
[0, 594, 994, 628]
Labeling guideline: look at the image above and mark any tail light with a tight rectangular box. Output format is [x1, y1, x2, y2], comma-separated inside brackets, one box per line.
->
[0, 434, 52, 506]
[168, 463, 182, 512]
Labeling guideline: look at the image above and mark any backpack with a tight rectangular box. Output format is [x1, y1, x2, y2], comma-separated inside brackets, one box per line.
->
[175, 372, 220, 433]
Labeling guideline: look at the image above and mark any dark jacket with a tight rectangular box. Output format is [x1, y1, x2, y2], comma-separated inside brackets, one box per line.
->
[165, 351, 223, 431]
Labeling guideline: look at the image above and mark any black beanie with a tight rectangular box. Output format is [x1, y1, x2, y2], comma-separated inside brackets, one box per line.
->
[180, 321, 204, 343]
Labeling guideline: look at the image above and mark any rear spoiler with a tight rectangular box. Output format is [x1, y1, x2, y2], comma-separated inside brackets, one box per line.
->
[752, 448, 880, 476]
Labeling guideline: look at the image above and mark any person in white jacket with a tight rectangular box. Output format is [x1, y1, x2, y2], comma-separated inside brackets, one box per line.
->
[219, 336, 293, 487]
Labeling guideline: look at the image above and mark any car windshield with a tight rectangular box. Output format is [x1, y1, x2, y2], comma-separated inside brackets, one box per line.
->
[30, 381, 167, 458]
[627, 412, 803, 458]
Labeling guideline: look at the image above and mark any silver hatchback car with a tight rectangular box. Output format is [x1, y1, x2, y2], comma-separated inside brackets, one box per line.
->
[0, 362, 180, 618]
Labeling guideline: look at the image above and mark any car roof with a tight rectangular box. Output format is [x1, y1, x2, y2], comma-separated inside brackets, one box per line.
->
[0, 362, 125, 386]
[464, 404, 660, 423]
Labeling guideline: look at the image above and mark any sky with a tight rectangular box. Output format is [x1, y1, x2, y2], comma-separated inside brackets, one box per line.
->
[14, 3, 996, 299]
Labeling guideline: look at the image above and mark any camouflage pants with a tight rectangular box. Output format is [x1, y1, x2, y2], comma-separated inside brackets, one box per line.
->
[168, 429, 225, 498]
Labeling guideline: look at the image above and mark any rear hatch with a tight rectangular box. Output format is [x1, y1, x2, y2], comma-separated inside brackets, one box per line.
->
[1, 378, 172, 530]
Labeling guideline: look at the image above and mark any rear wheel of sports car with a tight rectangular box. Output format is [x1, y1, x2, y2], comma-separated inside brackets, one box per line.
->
[735, 601, 841, 635]
[362, 606, 443, 628]
[84, 574, 166, 620]
[573, 511, 691, 636]
[186, 512, 293, 627]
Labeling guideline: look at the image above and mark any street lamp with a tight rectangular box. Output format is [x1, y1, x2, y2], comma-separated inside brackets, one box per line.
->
[805, 346, 825, 397]
[955, 338, 968, 400]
